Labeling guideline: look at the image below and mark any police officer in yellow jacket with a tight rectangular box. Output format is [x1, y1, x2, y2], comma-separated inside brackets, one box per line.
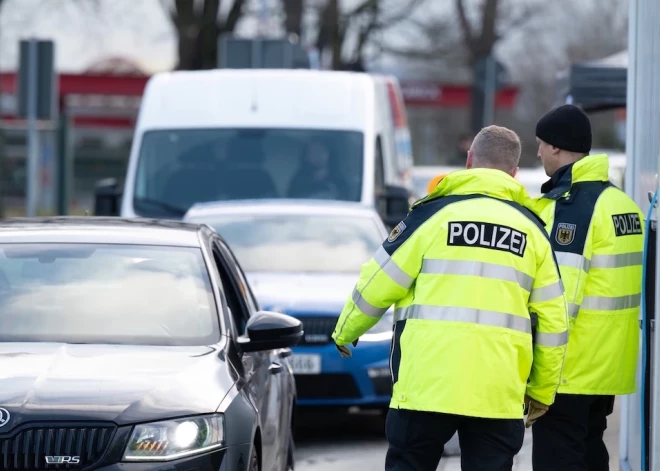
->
[531, 105, 644, 470]
[332, 125, 569, 471]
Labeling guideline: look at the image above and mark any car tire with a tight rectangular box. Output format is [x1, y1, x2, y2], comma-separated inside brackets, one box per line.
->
[249, 443, 260, 471]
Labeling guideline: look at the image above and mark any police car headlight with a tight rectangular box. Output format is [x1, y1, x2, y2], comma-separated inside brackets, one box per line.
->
[122, 414, 224, 462]
[362, 309, 394, 342]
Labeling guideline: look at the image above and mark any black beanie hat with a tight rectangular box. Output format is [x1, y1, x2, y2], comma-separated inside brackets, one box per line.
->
[535, 104, 592, 153]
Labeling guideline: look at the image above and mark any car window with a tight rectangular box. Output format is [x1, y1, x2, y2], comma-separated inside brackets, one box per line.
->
[216, 239, 259, 313]
[0, 244, 219, 346]
[133, 128, 364, 218]
[200, 214, 385, 273]
[210, 242, 251, 334]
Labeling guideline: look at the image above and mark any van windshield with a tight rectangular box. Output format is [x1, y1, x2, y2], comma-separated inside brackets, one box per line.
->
[133, 128, 364, 218]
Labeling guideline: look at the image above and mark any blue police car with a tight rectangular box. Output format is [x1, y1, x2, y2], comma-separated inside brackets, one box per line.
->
[185, 200, 394, 410]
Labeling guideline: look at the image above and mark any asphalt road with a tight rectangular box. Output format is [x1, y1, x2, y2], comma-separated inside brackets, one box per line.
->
[295, 399, 621, 470]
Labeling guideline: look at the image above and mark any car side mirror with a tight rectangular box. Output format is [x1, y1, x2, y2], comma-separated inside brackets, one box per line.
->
[94, 178, 122, 216]
[236, 311, 303, 353]
[379, 185, 410, 229]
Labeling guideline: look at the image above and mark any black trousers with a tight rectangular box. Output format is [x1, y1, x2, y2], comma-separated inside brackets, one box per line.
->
[532, 393, 615, 471]
[385, 408, 525, 471]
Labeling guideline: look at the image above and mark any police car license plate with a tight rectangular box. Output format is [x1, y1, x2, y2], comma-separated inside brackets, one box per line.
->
[290, 354, 321, 375]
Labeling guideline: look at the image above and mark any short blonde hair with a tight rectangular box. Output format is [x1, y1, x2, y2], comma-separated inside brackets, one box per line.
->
[470, 125, 521, 172]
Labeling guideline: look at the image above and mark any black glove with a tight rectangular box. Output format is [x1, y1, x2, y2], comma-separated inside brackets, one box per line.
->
[335, 339, 359, 358]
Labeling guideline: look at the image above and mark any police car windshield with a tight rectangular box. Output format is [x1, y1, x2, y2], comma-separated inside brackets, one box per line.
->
[0, 244, 220, 345]
[133, 128, 364, 218]
[202, 214, 384, 273]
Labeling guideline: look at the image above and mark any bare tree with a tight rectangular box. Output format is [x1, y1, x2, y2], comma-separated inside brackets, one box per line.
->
[160, 0, 247, 70]
[381, 0, 565, 132]
[283, 0, 304, 38]
[310, 0, 424, 70]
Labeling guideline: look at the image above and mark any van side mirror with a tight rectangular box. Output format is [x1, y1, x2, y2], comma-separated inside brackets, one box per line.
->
[380, 185, 410, 229]
[94, 178, 122, 216]
[236, 311, 303, 353]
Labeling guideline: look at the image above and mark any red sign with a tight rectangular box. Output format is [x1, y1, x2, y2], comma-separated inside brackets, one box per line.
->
[399, 81, 518, 109]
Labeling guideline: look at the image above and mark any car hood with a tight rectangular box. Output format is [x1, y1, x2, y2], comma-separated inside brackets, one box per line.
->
[0, 342, 233, 427]
[246, 272, 357, 314]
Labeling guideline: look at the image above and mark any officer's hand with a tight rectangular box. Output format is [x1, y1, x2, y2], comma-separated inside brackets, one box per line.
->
[335, 340, 359, 358]
[524, 394, 549, 428]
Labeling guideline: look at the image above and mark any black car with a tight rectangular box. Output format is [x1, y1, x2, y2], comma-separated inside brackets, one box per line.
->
[0, 217, 302, 471]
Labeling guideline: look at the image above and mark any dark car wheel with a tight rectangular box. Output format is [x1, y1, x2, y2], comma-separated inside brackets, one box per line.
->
[249, 444, 260, 471]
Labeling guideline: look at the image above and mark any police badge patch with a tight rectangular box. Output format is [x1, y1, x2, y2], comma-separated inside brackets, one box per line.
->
[555, 222, 576, 246]
[388, 221, 407, 242]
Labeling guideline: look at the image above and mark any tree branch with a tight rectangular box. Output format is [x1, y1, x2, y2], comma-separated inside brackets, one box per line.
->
[455, 0, 474, 51]
[223, 0, 245, 31]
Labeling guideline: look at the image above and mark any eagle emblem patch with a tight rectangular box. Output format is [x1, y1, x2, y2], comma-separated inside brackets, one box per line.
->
[555, 222, 576, 246]
[388, 221, 407, 242]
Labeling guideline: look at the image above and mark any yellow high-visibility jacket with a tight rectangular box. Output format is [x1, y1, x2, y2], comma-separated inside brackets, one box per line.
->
[333, 169, 569, 419]
[533, 153, 644, 395]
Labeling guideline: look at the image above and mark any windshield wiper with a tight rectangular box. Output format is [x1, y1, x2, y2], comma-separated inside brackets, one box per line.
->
[134, 197, 187, 218]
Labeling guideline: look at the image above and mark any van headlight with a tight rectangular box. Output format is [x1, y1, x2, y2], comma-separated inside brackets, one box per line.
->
[123, 414, 224, 461]
[362, 309, 394, 342]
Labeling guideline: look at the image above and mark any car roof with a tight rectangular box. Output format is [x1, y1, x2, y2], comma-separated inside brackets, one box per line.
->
[185, 199, 382, 219]
[140, 69, 376, 131]
[0, 217, 210, 247]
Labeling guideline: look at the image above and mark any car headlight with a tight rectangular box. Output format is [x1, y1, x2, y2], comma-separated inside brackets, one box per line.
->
[361, 309, 394, 342]
[123, 414, 224, 462]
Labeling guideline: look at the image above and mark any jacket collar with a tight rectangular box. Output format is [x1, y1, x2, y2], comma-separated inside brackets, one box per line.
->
[541, 153, 610, 200]
[413, 168, 534, 209]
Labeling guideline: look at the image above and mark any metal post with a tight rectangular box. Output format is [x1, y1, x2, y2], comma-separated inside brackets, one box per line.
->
[25, 39, 39, 217]
[482, 54, 496, 127]
[56, 105, 70, 215]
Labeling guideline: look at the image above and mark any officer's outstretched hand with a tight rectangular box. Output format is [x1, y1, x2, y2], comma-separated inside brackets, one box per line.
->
[524, 394, 549, 428]
[335, 340, 359, 358]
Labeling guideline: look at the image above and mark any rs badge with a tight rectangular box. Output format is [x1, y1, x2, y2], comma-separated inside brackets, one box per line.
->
[388, 221, 407, 242]
[555, 222, 576, 245]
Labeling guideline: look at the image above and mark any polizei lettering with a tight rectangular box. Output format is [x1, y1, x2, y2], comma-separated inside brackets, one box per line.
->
[612, 213, 642, 237]
[447, 221, 528, 257]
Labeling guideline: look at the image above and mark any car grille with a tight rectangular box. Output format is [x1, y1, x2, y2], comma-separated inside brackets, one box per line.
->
[0, 424, 115, 470]
[295, 373, 361, 399]
[297, 316, 337, 346]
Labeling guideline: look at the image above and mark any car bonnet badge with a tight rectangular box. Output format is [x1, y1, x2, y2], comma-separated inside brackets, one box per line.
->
[0, 408, 10, 428]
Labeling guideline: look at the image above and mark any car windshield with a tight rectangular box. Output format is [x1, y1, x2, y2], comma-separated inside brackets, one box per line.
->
[133, 128, 365, 218]
[0, 244, 219, 346]
[196, 214, 385, 273]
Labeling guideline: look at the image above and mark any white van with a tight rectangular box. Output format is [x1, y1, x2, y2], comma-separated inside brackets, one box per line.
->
[95, 69, 413, 227]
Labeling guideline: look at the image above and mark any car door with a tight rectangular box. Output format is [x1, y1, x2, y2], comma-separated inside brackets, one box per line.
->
[214, 239, 289, 471]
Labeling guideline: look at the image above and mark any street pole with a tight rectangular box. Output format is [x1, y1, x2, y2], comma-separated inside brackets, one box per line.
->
[482, 54, 496, 127]
[26, 39, 39, 217]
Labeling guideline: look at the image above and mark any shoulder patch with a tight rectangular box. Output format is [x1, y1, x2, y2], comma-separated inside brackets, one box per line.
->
[612, 213, 643, 236]
[388, 221, 407, 242]
[555, 222, 576, 245]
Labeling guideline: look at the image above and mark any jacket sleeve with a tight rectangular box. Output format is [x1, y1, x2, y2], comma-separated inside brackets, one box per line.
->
[332, 210, 437, 346]
[526, 239, 569, 406]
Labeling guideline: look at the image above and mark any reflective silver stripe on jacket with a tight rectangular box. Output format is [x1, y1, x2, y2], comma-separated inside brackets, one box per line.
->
[352, 288, 388, 317]
[421, 259, 534, 292]
[568, 303, 580, 318]
[421, 258, 562, 303]
[556, 251, 590, 273]
[590, 251, 644, 269]
[373, 247, 414, 289]
[529, 281, 564, 303]
[581, 293, 642, 311]
[394, 305, 567, 347]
